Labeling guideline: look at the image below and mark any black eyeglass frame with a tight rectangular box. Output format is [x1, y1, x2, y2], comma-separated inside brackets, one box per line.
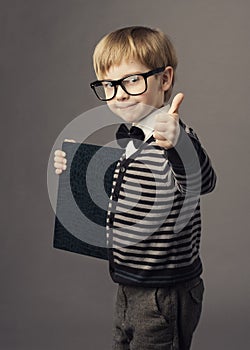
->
[90, 66, 166, 101]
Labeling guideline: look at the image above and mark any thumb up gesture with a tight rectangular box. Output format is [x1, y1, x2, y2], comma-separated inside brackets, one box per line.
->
[153, 93, 184, 149]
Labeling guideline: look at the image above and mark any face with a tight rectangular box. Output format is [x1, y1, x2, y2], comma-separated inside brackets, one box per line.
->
[102, 59, 173, 123]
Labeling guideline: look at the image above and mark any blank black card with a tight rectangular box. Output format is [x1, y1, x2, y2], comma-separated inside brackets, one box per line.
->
[53, 141, 123, 260]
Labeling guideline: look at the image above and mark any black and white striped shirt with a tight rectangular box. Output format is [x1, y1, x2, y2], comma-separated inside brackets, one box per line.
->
[106, 116, 217, 287]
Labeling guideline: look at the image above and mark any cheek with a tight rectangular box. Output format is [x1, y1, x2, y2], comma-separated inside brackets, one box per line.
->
[140, 91, 155, 105]
[106, 101, 115, 112]
[146, 82, 163, 104]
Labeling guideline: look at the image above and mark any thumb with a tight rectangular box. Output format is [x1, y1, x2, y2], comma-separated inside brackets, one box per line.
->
[168, 93, 184, 115]
[64, 139, 76, 143]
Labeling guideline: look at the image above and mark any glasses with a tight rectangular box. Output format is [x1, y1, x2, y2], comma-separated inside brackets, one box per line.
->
[90, 66, 165, 101]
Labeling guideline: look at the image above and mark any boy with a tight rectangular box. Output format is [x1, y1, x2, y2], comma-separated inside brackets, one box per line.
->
[54, 26, 217, 350]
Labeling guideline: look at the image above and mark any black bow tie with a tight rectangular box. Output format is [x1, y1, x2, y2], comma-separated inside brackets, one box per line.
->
[116, 123, 145, 149]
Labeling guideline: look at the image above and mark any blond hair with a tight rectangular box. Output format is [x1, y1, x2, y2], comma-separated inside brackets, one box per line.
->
[93, 26, 178, 102]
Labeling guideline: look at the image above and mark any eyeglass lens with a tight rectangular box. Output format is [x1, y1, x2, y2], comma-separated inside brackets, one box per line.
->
[95, 74, 146, 100]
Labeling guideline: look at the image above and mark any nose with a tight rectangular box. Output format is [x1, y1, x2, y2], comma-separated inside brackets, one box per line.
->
[115, 84, 129, 100]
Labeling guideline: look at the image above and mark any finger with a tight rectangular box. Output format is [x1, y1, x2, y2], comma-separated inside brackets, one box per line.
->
[154, 121, 176, 132]
[55, 168, 62, 175]
[153, 131, 166, 140]
[154, 130, 176, 142]
[54, 162, 67, 170]
[168, 93, 184, 115]
[155, 113, 178, 123]
[54, 150, 66, 157]
[155, 139, 173, 148]
[54, 156, 67, 164]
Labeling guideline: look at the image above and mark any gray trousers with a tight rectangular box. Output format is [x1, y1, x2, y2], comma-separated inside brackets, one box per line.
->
[112, 277, 204, 350]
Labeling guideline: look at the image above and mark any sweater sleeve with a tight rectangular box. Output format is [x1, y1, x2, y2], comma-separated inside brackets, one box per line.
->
[164, 119, 217, 195]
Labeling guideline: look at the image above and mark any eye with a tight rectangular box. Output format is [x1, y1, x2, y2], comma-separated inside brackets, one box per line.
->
[123, 75, 141, 84]
[102, 81, 114, 89]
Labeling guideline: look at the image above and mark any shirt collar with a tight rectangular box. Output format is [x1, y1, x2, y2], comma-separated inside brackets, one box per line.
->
[132, 104, 170, 141]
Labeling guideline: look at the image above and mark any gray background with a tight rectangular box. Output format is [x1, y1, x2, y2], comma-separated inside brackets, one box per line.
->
[1, 0, 250, 349]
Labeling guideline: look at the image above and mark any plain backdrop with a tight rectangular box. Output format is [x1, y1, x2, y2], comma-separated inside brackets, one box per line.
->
[1, 0, 250, 349]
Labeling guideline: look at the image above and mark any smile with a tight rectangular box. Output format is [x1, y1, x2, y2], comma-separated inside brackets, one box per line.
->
[115, 103, 138, 110]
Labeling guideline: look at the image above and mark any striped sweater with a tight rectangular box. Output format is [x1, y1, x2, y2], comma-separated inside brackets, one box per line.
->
[106, 118, 217, 287]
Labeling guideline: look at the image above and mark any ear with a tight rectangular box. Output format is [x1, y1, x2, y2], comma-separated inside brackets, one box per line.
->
[161, 66, 173, 92]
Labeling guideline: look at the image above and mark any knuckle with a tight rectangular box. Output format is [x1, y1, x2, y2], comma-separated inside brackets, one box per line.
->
[54, 150, 65, 157]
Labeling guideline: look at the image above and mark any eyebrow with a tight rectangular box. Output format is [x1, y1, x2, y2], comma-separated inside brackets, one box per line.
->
[104, 71, 146, 81]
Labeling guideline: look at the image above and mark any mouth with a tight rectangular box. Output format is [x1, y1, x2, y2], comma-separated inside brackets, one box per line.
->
[115, 103, 138, 110]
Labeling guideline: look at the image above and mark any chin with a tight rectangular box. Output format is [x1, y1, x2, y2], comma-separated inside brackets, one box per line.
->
[118, 113, 142, 123]
[109, 106, 141, 123]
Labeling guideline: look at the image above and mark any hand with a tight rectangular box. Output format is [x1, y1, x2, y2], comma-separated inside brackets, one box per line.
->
[53, 138, 76, 174]
[153, 93, 184, 149]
